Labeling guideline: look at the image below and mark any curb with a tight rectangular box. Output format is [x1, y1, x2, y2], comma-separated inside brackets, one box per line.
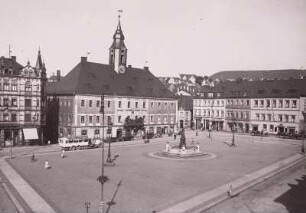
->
[159, 153, 305, 213]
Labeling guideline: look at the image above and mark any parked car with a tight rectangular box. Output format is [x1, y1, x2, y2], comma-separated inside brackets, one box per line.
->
[143, 132, 154, 139]
[251, 130, 261, 136]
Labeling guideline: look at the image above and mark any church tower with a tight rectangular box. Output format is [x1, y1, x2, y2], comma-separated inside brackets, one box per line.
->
[109, 11, 127, 73]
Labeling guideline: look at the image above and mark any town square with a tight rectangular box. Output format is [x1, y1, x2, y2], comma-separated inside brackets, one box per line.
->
[1, 0, 306, 212]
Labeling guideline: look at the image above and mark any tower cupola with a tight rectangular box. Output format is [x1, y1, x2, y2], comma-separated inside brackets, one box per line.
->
[109, 10, 127, 73]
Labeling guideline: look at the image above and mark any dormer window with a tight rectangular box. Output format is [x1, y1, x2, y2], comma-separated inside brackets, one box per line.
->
[25, 81, 32, 92]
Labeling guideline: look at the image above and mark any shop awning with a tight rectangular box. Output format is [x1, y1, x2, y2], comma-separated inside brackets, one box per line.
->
[23, 128, 39, 140]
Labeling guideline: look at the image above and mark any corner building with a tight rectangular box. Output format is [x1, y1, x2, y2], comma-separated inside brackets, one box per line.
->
[46, 18, 177, 141]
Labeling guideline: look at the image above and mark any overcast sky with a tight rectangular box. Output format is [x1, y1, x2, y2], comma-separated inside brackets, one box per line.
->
[1, 0, 306, 77]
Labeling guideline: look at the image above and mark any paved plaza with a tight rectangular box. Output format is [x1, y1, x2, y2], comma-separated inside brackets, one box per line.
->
[1, 131, 305, 213]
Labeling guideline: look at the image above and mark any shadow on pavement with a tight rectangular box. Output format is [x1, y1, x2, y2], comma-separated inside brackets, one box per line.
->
[275, 174, 306, 212]
[106, 180, 122, 213]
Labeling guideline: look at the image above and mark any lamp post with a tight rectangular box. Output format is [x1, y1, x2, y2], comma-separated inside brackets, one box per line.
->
[100, 92, 105, 213]
[106, 121, 113, 164]
[301, 111, 306, 154]
[84, 202, 90, 213]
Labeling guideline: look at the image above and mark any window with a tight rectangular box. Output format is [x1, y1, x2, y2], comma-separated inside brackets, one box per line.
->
[118, 116, 122, 123]
[151, 102, 154, 108]
[68, 114, 72, 124]
[11, 84, 17, 91]
[81, 130, 87, 136]
[150, 115, 153, 122]
[158, 103, 161, 108]
[278, 100, 283, 108]
[270, 125, 274, 131]
[4, 113, 9, 121]
[272, 100, 276, 108]
[256, 113, 259, 120]
[135, 102, 138, 108]
[107, 101, 110, 108]
[96, 116, 100, 123]
[143, 102, 146, 108]
[96, 100, 100, 108]
[25, 81, 31, 92]
[11, 114, 17, 122]
[81, 100, 85, 107]
[266, 100, 270, 108]
[292, 100, 297, 108]
[4, 81, 9, 91]
[285, 100, 290, 108]
[262, 114, 266, 121]
[128, 101, 130, 108]
[285, 115, 289, 122]
[94, 129, 100, 135]
[89, 116, 92, 123]
[81, 116, 85, 124]
[25, 99, 31, 107]
[254, 100, 258, 107]
[260, 100, 264, 107]
[107, 116, 112, 125]
[268, 114, 272, 121]
[278, 115, 282, 122]
[291, 115, 296, 123]
[89, 100, 92, 107]
[118, 101, 122, 108]
[25, 114, 31, 122]
[246, 100, 250, 106]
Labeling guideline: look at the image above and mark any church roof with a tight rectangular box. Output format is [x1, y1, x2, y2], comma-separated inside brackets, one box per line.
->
[46, 58, 176, 99]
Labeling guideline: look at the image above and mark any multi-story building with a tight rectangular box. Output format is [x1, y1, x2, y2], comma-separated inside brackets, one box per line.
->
[194, 79, 306, 134]
[0, 51, 47, 147]
[177, 96, 193, 129]
[45, 17, 177, 142]
[193, 87, 225, 131]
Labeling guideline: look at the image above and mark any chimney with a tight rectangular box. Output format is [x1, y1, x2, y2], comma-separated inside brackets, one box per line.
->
[11, 56, 16, 61]
[81, 56, 87, 63]
[57, 70, 61, 82]
[144, 66, 149, 71]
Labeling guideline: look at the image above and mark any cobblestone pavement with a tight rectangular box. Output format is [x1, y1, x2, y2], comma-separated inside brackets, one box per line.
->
[5, 130, 300, 213]
[204, 162, 306, 213]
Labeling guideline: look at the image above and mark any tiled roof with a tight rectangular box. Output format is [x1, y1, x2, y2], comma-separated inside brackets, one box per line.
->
[46, 59, 175, 99]
[0, 56, 23, 75]
[210, 70, 306, 81]
[197, 79, 306, 99]
[178, 96, 193, 110]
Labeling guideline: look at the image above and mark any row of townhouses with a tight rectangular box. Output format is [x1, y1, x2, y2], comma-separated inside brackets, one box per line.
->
[193, 79, 306, 134]
[1, 16, 306, 147]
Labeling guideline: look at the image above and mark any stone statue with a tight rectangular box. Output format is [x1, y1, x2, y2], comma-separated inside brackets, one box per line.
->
[179, 128, 186, 149]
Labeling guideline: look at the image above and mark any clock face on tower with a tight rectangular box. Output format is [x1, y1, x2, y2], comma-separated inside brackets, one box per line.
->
[118, 65, 126, 73]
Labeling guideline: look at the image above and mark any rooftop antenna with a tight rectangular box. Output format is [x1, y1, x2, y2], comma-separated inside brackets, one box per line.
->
[9, 45, 12, 58]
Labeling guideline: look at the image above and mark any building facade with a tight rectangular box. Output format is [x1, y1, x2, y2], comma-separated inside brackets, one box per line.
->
[46, 17, 177, 142]
[0, 51, 47, 147]
[193, 79, 306, 134]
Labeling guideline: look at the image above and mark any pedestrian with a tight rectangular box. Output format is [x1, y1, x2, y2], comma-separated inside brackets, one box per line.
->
[61, 149, 66, 158]
[48, 140, 51, 145]
[174, 132, 176, 140]
[45, 160, 50, 169]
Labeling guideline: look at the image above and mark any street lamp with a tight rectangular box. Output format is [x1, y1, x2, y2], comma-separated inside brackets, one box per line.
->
[301, 111, 306, 154]
[100, 92, 105, 213]
[106, 121, 113, 164]
[84, 202, 90, 213]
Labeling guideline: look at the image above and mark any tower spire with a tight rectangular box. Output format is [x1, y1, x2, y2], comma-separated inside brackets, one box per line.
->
[109, 10, 128, 73]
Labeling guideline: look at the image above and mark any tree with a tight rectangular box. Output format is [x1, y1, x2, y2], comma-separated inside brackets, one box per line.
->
[123, 116, 144, 135]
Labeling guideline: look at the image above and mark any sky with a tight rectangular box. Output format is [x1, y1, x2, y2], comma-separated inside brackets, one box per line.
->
[1, 0, 306, 78]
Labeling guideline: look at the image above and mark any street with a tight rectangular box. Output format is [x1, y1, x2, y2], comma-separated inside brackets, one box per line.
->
[205, 161, 306, 213]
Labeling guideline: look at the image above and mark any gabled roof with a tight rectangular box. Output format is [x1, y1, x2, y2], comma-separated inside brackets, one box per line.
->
[0, 56, 23, 75]
[46, 59, 175, 99]
[210, 70, 306, 81]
